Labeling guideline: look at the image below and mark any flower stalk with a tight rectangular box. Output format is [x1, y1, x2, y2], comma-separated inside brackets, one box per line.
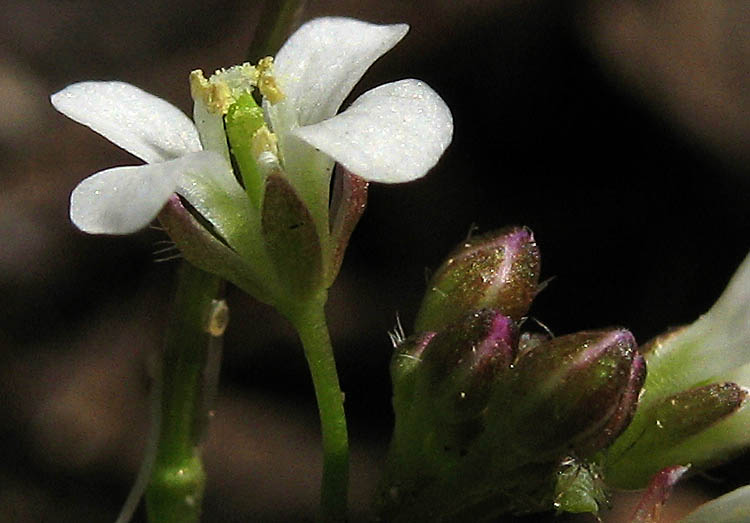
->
[145, 262, 224, 523]
[288, 291, 349, 522]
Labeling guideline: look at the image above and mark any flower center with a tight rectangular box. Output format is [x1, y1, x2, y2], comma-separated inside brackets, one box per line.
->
[189, 59, 284, 113]
[190, 60, 285, 207]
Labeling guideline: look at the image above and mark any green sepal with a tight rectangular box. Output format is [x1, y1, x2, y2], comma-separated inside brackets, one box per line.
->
[261, 173, 324, 306]
[390, 331, 437, 416]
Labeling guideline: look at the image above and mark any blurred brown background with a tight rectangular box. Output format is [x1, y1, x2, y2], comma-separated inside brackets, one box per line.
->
[1, 0, 748, 521]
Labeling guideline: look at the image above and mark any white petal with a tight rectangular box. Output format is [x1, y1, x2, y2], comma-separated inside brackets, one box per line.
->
[292, 79, 453, 183]
[269, 17, 409, 128]
[192, 96, 231, 162]
[70, 163, 179, 235]
[70, 150, 236, 235]
[51, 81, 202, 163]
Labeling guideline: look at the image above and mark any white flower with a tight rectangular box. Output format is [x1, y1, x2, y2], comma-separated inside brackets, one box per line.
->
[51, 17, 453, 236]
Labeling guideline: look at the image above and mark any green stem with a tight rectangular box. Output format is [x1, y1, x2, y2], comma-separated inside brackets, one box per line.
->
[290, 292, 349, 522]
[247, 0, 308, 61]
[145, 262, 223, 523]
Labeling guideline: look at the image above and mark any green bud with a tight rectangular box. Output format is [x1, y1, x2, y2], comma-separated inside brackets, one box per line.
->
[414, 226, 541, 333]
[605, 382, 747, 488]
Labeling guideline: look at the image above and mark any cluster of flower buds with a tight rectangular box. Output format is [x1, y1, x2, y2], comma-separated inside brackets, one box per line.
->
[378, 226, 647, 520]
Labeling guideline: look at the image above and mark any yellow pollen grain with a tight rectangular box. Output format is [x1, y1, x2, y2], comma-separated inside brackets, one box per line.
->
[251, 125, 278, 158]
[257, 56, 284, 104]
[190, 69, 234, 114]
[190, 63, 262, 115]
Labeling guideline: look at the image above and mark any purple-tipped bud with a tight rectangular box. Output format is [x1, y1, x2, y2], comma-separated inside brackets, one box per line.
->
[399, 310, 518, 425]
[414, 226, 541, 333]
[498, 328, 643, 459]
[384, 309, 519, 507]
[629, 465, 689, 523]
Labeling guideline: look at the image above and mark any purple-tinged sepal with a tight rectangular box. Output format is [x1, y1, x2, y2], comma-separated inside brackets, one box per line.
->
[576, 352, 646, 457]
[326, 168, 369, 285]
[158, 195, 274, 304]
[629, 465, 689, 522]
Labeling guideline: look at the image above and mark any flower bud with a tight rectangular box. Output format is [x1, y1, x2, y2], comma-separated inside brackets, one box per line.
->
[414, 226, 540, 333]
[390, 330, 436, 417]
[391, 311, 517, 443]
[494, 328, 643, 460]
[387, 310, 517, 480]
[605, 382, 747, 488]
[409, 310, 518, 424]
[381, 310, 522, 519]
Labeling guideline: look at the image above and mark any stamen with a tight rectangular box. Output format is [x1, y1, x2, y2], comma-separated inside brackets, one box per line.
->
[190, 63, 262, 115]
[257, 57, 284, 104]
